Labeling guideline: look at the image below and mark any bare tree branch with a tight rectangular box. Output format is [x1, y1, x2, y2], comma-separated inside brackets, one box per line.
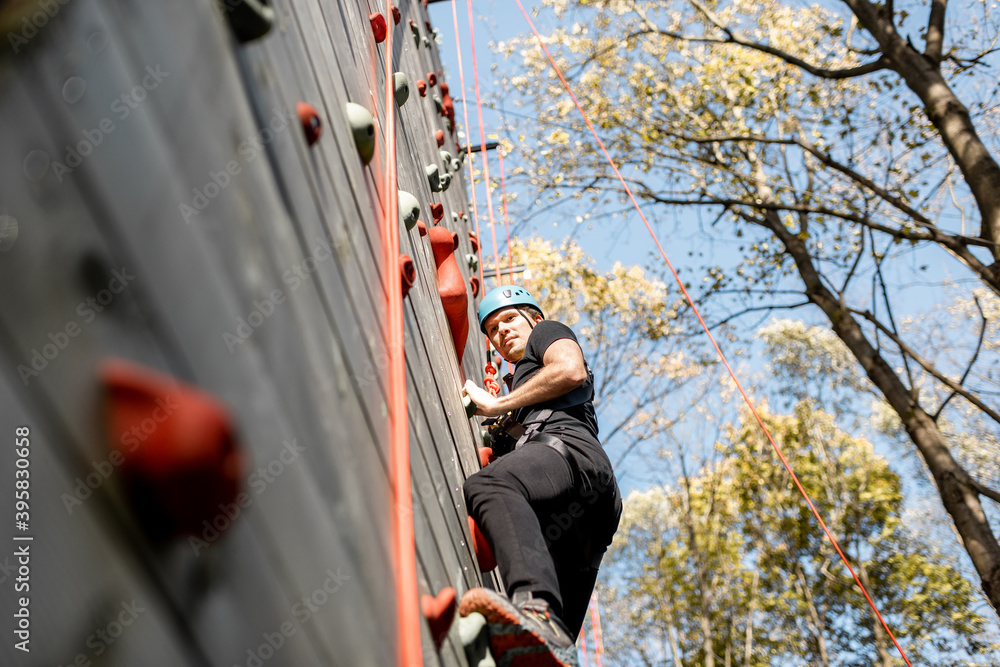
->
[871, 236, 918, 398]
[925, 0, 947, 64]
[967, 478, 1000, 506]
[707, 302, 811, 330]
[839, 226, 866, 296]
[681, 0, 888, 79]
[934, 296, 989, 420]
[850, 308, 1000, 426]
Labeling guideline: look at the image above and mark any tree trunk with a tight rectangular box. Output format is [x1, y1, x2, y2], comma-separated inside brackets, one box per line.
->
[665, 606, 685, 667]
[844, 0, 1000, 262]
[744, 569, 759, 665]
[794, 563, 831, 667]
[765, 213, 1000, 616]
[858, 560, 895, 667]
[681, 477, 716, 667]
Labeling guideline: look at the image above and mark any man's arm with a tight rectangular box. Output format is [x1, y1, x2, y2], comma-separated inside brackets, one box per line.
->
[462, 338, 587, 417]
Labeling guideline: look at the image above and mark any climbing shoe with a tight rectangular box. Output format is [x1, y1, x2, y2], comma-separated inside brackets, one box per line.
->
[459, 588, 579, 667]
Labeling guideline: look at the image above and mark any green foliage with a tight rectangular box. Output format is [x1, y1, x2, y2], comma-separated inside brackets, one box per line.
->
[604, 401, 995, 665]
[499, 0, 1000, 624]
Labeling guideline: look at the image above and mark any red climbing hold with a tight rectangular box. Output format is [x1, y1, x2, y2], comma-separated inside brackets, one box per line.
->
[478, 446, 494, 468]
[391, 5, 401, 24]
[429, 226, 469, 364]
[468, 231, 479, 253]
[400, 254, 416, 299]
[430, 202, 444, 223]
[416, 80, 427, 97]
[468, 516, 497, 571]
[369, 12, 387, 43]
[470, 276, 480, 298]
[439, 82, 449, 96]
[100, 358, 244, 542]
[435, 129, 445, 147]
[421, 587, 457, 650]
[417, 220, 428, 237]
[296, 102, 322, 146]
[427, 72, 437, 87]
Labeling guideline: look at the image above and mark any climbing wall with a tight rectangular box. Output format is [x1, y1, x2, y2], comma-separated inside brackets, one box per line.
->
[0, 1, 491, 665]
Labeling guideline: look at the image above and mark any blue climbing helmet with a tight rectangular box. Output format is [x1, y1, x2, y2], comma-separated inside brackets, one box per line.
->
[477, 286, 544, 334]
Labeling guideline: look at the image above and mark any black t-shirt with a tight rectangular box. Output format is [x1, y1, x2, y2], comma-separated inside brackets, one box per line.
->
[509, 320, 601, 446]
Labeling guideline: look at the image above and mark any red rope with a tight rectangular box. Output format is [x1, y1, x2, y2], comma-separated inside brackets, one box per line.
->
[513, 3, 912, 664]
[451, 0, 485, 292]
[589, 592, 604, 667]
[498, 147, 514, 280]
[467, 0, 504, 288]
[380, 8, 421, 667]
[450, 0, 495, 372]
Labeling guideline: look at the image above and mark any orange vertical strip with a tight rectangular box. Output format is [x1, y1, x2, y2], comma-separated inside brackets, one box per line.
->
[381, 7, 421, 667]
[498, 147, 514, 282]
[451, 0, 493, 364]
[466, 0, 503, 287]
[451, 0, 484, 292]
[589, 592, 604, 667]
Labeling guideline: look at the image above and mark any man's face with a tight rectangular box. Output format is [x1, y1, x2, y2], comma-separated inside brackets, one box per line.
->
[484, 307, 541, 363]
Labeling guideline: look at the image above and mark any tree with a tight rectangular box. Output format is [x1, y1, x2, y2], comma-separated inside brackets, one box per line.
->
[498, 0, 1000, 612]
[602, 401, 995, 666]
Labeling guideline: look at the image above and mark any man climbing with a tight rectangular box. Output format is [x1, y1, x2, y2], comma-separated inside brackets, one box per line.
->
[460, 286, 622, 667]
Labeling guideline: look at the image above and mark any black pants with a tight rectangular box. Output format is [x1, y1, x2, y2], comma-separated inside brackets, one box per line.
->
[463, 434, 621, 639]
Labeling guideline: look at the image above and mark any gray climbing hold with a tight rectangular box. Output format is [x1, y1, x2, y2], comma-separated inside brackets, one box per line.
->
[433, 94, 443, 114]
[393, 72, 410, 107]
[439, 173, 452, 192]
[422, 35, 431, 48]
[466, 254, 478, 273]
[463, 395, 478, 419]
[459, 613, 494, 667]
[451, 157, 461, 173]
[224, 0, 275, 43]
[345, 103, 375, 165]
[439, 150, 454, 171]
[452, 212, 460, 223]
[398, 191, 420, 231]
[426, 164, 441, 192]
